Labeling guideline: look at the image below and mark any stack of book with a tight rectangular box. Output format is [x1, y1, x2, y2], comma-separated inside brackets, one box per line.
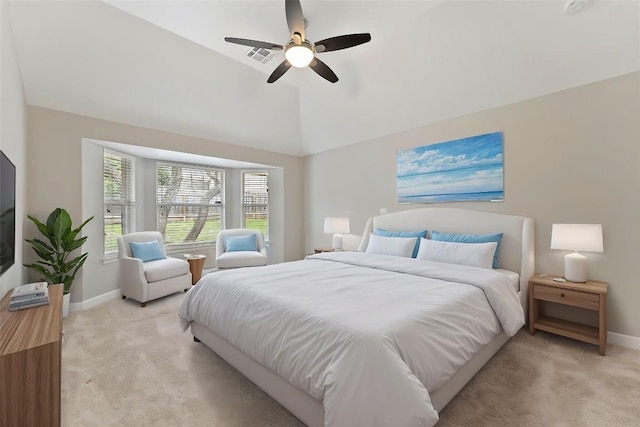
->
[8, 282, 50, 311]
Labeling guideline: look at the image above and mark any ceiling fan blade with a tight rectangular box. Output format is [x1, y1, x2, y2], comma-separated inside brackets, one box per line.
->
[309, 57, 338, 83]
[285, 0, 305, 40]
[315, 33, 372, 53]
[267, 61, 292, 83]
[224, 37, 283, 51]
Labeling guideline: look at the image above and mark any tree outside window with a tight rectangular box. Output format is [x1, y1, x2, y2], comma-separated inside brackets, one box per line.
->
[156, 163, 224, 246]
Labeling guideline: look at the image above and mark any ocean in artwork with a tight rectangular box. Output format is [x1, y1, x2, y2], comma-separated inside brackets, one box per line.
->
[397, 132, 504, 204]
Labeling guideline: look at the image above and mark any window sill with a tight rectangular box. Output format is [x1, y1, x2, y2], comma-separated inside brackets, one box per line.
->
[102, 255, 119, 265]
[165, 242, 216, 255]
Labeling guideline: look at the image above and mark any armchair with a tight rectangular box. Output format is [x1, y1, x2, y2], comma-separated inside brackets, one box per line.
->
[117, 231, 191, 307]
[215, 229, 267, 269]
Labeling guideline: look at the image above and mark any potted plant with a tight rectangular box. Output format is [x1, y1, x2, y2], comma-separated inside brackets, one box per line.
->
[24, 207, 93, 317]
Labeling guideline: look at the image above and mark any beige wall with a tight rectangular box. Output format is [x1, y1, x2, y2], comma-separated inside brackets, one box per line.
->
[304, 72, 640, 338]
[27, 106, 305, 302]
[0, 0, 28, 297]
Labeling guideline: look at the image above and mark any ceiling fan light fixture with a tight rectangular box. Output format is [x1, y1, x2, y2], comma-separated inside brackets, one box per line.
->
[285, 42, 314, 68]
[225, 0, 371, 83]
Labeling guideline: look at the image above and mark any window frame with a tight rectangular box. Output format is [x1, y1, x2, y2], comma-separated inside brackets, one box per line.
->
[241, 170, 269, 241]
[103, 149, 136, 258]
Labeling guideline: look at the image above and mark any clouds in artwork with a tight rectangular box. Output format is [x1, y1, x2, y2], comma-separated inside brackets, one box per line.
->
[397, 132, 503, 178]
[397, 132, 504, 201]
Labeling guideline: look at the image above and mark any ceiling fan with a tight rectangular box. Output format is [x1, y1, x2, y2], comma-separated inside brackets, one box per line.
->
[224, 0, 371, 84]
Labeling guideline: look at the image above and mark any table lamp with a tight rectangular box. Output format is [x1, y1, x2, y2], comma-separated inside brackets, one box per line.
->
[324, 217, 350, 251]
[550, 224, 603, 282]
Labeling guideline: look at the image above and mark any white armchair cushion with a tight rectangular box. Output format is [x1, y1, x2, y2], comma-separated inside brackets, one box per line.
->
[143, 257, 190, 283]
[216, 251, 267, 269]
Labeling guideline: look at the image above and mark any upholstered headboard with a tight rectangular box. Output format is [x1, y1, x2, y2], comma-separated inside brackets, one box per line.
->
[357, 208, 535, 311]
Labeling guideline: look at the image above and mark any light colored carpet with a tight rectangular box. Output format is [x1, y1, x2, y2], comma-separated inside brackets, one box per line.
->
[62, 291, 640, 426]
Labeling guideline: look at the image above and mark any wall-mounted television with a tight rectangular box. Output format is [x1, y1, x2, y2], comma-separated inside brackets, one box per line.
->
[0, 150, 16, 276]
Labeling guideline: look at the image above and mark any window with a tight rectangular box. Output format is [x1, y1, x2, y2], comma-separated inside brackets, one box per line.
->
[103, 150, 136, 255]
[156, 162, 224, 246]
[242, 171, 268, 240]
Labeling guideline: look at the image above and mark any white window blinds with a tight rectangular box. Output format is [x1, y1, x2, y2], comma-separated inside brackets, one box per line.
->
[103, 150, 136, 255]
[156, 163, 224, 245]
[242, 171, 268, 239]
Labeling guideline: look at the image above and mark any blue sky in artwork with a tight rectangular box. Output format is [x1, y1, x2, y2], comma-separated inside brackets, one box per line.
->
[397, 132, 504, 200]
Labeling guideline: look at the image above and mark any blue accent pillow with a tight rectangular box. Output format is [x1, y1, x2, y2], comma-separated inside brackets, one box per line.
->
[430, 231, 504, 269]
[374, 228, 428, 258]
[129, 241, 166, 263]
[225, 234, 258, 252]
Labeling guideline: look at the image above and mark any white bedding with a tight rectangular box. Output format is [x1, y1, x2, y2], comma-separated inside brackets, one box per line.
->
[178, 252, 524, 427]
[495, 268, 521, 292]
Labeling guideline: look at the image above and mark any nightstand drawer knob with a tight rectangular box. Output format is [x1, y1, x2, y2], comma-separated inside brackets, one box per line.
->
[561, 293, 565, 297]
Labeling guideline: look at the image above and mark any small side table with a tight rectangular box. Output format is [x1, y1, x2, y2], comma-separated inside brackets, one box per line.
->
[314, 247, 335, 254]
[184, 255, 206, 285]
[529, 274, 608, 355]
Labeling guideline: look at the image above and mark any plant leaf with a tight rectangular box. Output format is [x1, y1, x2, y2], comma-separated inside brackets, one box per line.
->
[64, 253, 87, 271]
[27, 215, 49, 236]
[62, 236, 87, 252]
[46, 208, 61, 236]
[36, 260, 57, 268]
[66, 216, 94, 243]
[73, 215, 94, 233]
[52, 209, 72, 247]
[22, 263, 55, 283]
[30, 238, 54, 253]
[26, 238, 55, 262]
[62, 276, 74, 293]
[69, 253, 89, 281]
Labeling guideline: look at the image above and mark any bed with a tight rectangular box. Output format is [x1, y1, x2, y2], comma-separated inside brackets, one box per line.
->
[179, 208, 535, 426]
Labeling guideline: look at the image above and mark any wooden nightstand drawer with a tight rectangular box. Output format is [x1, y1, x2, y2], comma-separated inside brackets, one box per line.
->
[533, 284, 600, 310]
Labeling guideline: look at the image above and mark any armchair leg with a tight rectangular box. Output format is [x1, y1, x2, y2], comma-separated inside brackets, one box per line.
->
[184, 288, 188, 292]
[141, 302, 146, 308]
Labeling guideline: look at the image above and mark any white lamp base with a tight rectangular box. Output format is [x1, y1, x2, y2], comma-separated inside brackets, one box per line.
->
[331, 233, 343, 251]
[564, 252, 587, 282]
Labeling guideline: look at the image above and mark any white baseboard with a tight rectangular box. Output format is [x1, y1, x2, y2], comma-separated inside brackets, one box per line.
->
[69, 289, 120, 312]
[608, 331, 640, 350]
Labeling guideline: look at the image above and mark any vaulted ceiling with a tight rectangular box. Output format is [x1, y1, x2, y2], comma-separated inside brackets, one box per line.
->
[8, 0, 639, 156]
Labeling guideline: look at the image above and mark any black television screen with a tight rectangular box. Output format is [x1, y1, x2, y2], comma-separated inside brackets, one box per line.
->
[0, 150, 16, 276]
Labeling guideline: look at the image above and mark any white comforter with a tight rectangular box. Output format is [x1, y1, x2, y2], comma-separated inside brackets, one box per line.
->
[178, 252, 524, 427]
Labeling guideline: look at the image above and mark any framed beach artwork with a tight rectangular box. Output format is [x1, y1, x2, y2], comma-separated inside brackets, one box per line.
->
[397, 131, 504, 203]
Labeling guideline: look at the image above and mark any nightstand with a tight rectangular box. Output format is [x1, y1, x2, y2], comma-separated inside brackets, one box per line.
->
[529, 274, 608, 355]
[314, 247, 335, 254]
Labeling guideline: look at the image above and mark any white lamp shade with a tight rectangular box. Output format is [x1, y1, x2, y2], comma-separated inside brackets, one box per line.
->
[550, 224, 603, 253]
[324, 217, 350, 234]
[551, 223, 603, 282]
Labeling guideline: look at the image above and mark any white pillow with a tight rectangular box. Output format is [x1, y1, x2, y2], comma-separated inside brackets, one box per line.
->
[416, 238, 498, 269]
[365, 233, 416, 258]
